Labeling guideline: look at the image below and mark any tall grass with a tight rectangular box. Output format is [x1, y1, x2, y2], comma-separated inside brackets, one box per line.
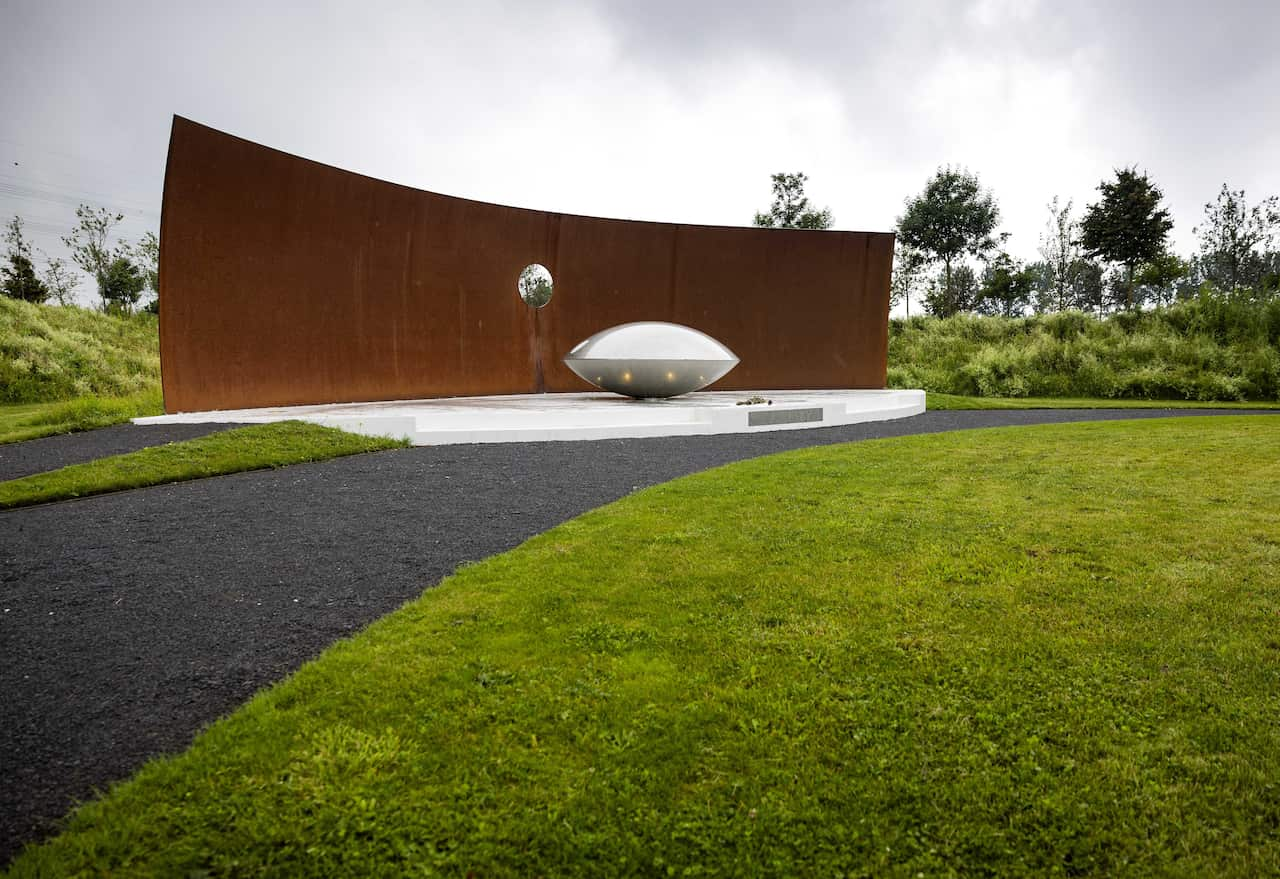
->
[889, 296, 1280, 401]
[0, 297, 160, 403]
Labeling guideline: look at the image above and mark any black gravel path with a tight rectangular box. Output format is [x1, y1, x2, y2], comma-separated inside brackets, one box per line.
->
[2, 408, 1277, 863]
[0, 423, 239, 483]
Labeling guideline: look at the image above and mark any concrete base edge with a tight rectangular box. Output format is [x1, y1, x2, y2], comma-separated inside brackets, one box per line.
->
[135, 389, 927, 446]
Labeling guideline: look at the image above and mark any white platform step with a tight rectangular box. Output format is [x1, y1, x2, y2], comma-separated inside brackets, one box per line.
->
[135, 389, 926, 446]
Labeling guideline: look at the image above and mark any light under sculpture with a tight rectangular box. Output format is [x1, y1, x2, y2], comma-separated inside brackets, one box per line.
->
[563, 322, 739, 398]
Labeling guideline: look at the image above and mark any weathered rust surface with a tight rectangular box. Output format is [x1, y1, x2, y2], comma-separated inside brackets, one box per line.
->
[159, 117, 895, 412]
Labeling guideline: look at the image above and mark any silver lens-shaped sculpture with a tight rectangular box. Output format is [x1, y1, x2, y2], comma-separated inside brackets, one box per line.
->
[563, 321, 740, 398]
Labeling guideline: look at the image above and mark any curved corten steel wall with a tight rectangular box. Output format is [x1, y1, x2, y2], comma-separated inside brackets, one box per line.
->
[159, 116, 895, 412]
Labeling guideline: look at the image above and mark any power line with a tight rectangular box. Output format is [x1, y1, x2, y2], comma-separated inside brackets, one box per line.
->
[0, 179, 160, 218]
[5, 219, 76, 238]
[0, 205, 156, 231]
[0, 136, 131, 170]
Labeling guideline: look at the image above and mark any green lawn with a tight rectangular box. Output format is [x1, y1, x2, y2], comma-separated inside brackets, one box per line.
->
[0, 421, 407, 509]
[925, 391, 1280, 410]
[0, 391, 164, 444]
[9, 417, 1280, 876]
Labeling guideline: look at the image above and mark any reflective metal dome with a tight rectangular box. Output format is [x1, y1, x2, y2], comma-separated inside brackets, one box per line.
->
[563, 321, 739, 398]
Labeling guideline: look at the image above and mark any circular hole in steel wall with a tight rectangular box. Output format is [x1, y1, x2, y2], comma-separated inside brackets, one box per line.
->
[518, 263, 553, 308]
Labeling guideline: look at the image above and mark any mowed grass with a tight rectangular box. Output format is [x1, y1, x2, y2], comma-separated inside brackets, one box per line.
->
[10, 418, 1280, 876]
[0, 391, 164, 444]
[925, 391, 1280, 410]
[0, 421, 408, 509]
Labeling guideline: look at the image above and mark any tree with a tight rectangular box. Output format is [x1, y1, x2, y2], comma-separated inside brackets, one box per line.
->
[976, 252, 1035, 317]
[136, 230, 160, 312]
[752, 172, 832, 230]
[100, 255, 146, 313]
[63, 204, 128, 311]
[1025, 259, 1056, 313]
[1079, 167, 1173, 310]
[923, 264, 977, 317]
[1067, 258, 1106, 317]
[1103, 266, 1143, 314]
[1193, 184, 1280, 294]
[891, 243, 928, 317]
[897, 166, 1000, 308]
[1135, 252, 1188, 308]
[1261, 252, 1280, 299]
[2, 217, 50, 303]
[41, 255, 79, 306]
[1037, 196, 1080, 312]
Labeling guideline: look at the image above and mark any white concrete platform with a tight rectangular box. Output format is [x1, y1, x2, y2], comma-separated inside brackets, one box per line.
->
[134, 389, 926, 446]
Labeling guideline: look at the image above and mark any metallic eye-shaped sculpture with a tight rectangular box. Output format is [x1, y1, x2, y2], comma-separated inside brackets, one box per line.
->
[563, 321, 739, 398]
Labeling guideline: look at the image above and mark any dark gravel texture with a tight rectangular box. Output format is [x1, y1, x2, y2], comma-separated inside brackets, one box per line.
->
[2, 407, 1277, 863]
[0, 423, 239, 483]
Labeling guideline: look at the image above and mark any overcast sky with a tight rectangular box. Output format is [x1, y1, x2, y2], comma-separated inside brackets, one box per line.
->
[3, 0, 1278, 307]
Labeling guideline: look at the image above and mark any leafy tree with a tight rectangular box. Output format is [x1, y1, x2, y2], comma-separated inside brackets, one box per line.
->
[136, 230, 160, 312]
[891, 244, 929, 317]
[1067, 258, 1106, 317]
[100, 255, 146, 313]
[976, 252, 1035, 317]
[1103, 267, 1145, 314]
[1037, 196, 1081, 312]
[897, 166, 1000, 308]
[752, 172, 832, 230]
[63, 204, 129, 312]
[1025, 259, 1055, 313]
[923, 263, 978, 317]
[2, 254, 48, 303]
[4, 216, 34, 262]
[3, 217, 50, 303]
[1260, 252, 1280, 298]
[41, 255, 79, 306]
[1193, 184, 1280, 294]
[1079, 167, 1173, 310]
[1135, 252, 1188, 308]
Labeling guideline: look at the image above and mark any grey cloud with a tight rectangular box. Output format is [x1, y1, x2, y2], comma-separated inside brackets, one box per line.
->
[1, 0, 1277, 291]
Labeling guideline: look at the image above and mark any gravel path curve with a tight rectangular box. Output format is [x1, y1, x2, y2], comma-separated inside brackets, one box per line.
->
[0, 423, 239, 483]
[2, 408, 1277, 863]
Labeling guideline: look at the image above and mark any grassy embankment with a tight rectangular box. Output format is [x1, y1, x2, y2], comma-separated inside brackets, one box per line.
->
[890, 297, 1280, 402]
[0, 298, 161, 443]
[0, 421, 408, 509]
[10, 417, 1280, 876]
[924, 392, 1280, 410]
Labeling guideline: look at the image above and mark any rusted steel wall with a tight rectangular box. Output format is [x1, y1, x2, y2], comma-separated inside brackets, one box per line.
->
[159, 116, 895, 412]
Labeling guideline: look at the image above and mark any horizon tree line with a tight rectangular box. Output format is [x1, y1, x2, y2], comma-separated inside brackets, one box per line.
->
[1, 205, 158, 314]
[753, 167, 1280, 319]
[6, 171, 1277, 321]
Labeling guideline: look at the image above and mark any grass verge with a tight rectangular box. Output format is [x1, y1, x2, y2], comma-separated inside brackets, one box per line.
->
[0, 421, 408, 509]
[925, 391, 1280, 410]
[9, 417, 1280, 875]
[0, 390, 164, 445]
